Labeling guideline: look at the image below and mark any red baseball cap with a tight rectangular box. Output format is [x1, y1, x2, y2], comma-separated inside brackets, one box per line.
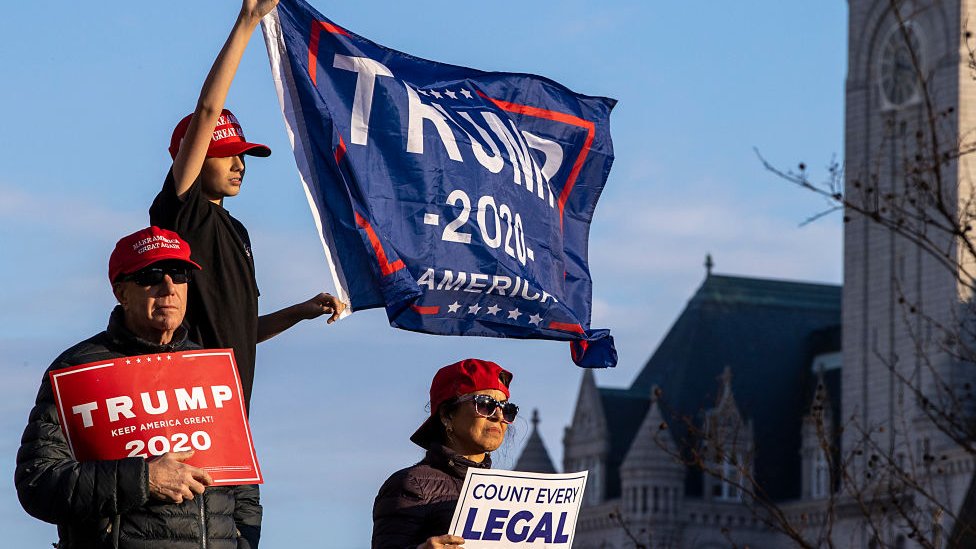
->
[168, 108, 271, 159]
[410, 358, 514, 449]
[109, 226, 202, 282]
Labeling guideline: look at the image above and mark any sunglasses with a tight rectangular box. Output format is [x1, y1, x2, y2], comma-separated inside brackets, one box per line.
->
[455, 394, 519, 424]
[123, 266, 191, 286]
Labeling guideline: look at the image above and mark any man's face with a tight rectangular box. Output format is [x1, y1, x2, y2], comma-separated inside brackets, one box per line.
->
[200, 154, 245, 202]
[112, 262, 189, 344]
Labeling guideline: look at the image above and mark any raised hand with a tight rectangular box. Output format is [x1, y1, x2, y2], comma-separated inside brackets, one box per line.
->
[241, 0, 280, 21]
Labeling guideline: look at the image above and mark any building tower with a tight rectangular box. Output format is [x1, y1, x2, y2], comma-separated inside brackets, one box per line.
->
[843, 0, 976, 543]
[513, 409, 558, 474]
[618, 386, 685, 546]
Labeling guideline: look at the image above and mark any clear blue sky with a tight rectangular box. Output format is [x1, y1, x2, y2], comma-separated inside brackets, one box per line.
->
[0, 1, 846, 546]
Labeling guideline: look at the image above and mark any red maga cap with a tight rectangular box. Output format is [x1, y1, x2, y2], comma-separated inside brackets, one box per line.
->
[168, 109, 271, 160]
[109, 226, 202, 282]
[410, 358, 513, 449]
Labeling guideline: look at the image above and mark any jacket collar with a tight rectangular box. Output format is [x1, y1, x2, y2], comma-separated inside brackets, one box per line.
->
[107, 305, 190, 354]
[424, 443, 492, 479]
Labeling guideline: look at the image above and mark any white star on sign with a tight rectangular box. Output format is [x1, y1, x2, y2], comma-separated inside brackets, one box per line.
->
[444, 90, 457, 99]
[430, 90, 442, 99]
[125, 359, 132, 365]
[460, 89, 473, 99]
[166, 355, 172, 360]
[135, 358, 141, 364]
[507, 308, 522, 320]
[448, 301, 462, 313]
[486, 304, 501, 315]
[468, 304, 482, 315]
[529, 314, 543, 326]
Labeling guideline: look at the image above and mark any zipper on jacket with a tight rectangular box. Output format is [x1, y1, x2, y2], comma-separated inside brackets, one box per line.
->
[199, 495, 207, 549]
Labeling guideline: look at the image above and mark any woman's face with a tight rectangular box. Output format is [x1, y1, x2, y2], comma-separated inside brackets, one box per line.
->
[445, 389, 510, 457]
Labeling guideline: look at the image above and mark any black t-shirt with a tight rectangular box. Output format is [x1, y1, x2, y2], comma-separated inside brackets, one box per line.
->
[150, 170, 260, 410]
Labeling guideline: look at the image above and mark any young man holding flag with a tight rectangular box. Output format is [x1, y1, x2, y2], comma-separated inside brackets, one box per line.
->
[150, 2, 345, 545]
[150, 0, 345, 411]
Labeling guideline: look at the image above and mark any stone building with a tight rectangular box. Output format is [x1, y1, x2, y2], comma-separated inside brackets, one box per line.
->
[514, 1, 976, 545]
[515, 272, 842, 548]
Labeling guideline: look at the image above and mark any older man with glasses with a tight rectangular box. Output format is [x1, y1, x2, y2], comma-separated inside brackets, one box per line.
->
[15, 226, 261, 549]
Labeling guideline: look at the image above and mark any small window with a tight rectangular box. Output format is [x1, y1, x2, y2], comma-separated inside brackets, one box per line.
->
[812, 449, 829, 498]
[717, 455, 742, 501]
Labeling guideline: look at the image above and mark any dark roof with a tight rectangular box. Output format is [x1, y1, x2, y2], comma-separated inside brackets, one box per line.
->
[627, 274, 841, 501]
[513, 410, 558, 474]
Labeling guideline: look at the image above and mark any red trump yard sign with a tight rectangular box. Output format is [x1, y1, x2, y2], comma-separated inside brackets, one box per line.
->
[49, 349, 262, 486]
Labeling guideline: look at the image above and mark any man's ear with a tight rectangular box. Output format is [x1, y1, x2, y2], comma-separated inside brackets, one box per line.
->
[112, 282, 127, 306]
[439, 407, 453, 425]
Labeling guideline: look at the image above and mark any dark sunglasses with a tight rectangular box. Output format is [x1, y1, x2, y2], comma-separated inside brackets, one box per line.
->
[456, 394, 519, 424]
[123, 266, 191, 286]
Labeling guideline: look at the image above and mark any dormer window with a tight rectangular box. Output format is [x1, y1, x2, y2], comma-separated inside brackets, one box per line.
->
[716, 455, 743, 501]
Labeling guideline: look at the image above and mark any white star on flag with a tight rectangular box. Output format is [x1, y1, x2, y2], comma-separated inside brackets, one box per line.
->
[528, 314, 543, 326]
[507, 308, 522, 320]
[486, 304, 501, 315]
[444, 90, 457, 99]
[468, 304, 482, 315]
[448, 301, 461, 313]
[417, 88, 429, 96]
[125, 359, 131, 365]
[460, 89, 473, 99]
[136, 358, 141, 364]
[430, 90, 442, 99]
[166, 355, 172, 360]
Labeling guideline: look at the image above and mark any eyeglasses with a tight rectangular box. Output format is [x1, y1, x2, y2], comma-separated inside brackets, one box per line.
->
[123, 266, 191, 286]
[455, 394, 519, 424]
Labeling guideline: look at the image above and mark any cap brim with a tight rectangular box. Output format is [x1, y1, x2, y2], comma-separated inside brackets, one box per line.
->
[409, 415, 441, 450]
[115, 255, 202, 282]
[207, 141, 272, 158]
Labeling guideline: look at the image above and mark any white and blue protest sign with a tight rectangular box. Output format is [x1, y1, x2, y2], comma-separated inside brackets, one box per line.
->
[262, 0, 617, 367]
[449, 469, 588, 547]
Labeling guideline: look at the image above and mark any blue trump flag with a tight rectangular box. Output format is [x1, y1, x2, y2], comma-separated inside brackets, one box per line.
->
[262, 0, 617, 367]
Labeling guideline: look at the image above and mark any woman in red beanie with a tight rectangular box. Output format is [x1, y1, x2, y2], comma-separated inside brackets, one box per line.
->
[372, 359, 519, 549]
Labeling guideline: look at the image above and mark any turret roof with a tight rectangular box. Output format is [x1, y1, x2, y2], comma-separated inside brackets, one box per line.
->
[513, 409, 558, 474]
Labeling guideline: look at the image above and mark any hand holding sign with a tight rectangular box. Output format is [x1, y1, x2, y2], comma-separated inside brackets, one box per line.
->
[147, 450, 213, 503]
[418, 535, 466, 549]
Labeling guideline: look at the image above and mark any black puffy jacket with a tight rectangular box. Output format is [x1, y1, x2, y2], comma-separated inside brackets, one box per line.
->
[372, 444, 492, 548]
[15, 307, 262, 549]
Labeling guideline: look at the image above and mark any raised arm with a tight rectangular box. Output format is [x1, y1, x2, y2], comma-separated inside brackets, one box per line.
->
[171, 0, 279, 197]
